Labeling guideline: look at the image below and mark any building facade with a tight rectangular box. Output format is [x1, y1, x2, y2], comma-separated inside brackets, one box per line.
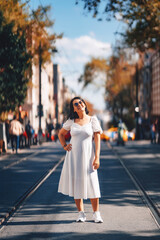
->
[53, 64, 65, 125]
[139, 53, 152, 120]
[23, 61, 55, 134]
[151, 50, 160, 117]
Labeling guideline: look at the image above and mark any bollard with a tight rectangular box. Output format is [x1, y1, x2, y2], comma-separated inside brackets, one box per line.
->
[0, 122, 7, 153]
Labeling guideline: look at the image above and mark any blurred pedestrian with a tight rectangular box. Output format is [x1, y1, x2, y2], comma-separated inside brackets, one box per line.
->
[19, 124, 25, 148]
[5, 119, 10, 145]
[138, 116, 144, 139]
[9, 115, 23, 153]
[151, 120, 156, 144]
[25, 120, 33, 148]
[58, 97, 103, 223]
[155, 118, 159, 144]
[117, 119, 127, 146]
[47, 121, 54, 141]
[157, 118, 160, 144]
[54, 122, 61, 142]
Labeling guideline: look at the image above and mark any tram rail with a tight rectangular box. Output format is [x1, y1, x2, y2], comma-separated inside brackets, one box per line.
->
[0, 155, 65, 230]
[107, 142, 160, 229]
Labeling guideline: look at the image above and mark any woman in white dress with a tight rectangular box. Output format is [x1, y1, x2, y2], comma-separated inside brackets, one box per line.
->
[58, 97, 103, 223]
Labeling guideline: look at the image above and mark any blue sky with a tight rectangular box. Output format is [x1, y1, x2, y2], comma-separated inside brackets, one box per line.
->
[26, 0, 123, 111]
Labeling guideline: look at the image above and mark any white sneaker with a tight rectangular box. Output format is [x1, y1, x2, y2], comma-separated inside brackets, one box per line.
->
[93, 211, 103, 223]
[76, 211, 86, 222]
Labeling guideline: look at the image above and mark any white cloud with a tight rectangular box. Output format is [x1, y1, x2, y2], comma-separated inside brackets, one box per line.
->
[53, 35, 112, 110]
[75, 36, 111, 57]
[55, 35, 111, 65]
[74, 56, 89, 63]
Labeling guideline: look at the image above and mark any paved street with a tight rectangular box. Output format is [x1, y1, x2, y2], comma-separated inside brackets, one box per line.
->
[111, 140, 160, 215]
[0, 142, 65, 224]
[0, 141, 160, 239]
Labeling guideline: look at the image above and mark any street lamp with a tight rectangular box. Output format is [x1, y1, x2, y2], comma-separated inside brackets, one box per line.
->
[51, 48, 59, 125]
[38, 42, 43, 143]
[135, 63, 140, 140]
[122, 63, 140, 140]
[38, 44, 58, 143]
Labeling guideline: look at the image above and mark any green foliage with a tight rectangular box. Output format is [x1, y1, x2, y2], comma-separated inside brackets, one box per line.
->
[0, 10, 31, 113]
[80, 54, 135, 129]
[0, 0, 62, 65]
[79, 57, 107, 87]
[105, 55, 135, 129]
[0, 0, 62, 114]
[77, 0, 160, 51]
[106, 86, 135, 130]
[29, 5, 63, 65]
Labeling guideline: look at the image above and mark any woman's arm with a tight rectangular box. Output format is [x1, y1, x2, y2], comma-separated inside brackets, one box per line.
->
[58, 128, 72, 151]
[92, 132, 101, 170]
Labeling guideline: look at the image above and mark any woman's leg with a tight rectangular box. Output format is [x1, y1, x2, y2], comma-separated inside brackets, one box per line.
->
[74, 199, 84, 211]
[11, 135, 14, 151]
[16, 135, 20, 152]
[90, 198, 99, 212]
[90, 198, 103, 222]
[75, 199, 86, 222]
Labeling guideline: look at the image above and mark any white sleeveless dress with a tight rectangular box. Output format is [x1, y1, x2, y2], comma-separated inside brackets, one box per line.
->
[58, 115, 102, 199]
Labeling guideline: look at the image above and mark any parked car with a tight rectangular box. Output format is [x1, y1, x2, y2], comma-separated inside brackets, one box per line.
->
[101, 127, 135, 142]
[100, 131, 110, 141]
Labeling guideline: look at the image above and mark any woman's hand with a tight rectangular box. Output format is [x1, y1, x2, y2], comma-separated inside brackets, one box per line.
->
[92, 157, 100, 170]
[64, 144, 72, 151]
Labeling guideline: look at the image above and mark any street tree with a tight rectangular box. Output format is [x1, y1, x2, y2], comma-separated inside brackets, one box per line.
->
[0, 10, 31, 114]
[76, 0, 160, 51]
[28, 5, 62, 66]
[0, 0, 62, 115]
[0, 0, 62, 65]
[0, 0, 29, 30]
[80, 55, 135, 129]
[79, 58, 108, 87]
[106, 55, 135, 129]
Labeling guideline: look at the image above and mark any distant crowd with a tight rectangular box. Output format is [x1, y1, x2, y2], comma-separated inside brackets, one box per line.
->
[150, 118, 160, 144]
[2, 115, 160, 154]
[3, 115, 62, 154]
[5, 115, 36, 154]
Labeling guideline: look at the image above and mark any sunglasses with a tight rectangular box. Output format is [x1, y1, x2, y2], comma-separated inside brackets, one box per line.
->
[73, 100, 83, 107]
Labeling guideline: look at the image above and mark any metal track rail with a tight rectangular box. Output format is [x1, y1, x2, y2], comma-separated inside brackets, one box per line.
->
[0, 155, 65, 230]
[0, 149, 46, 171]
[107, 142, 160, 229]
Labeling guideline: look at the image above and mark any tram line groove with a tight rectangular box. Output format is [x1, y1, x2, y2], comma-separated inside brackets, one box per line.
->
[0, 149, 46, 171]
[107, 142, 160, 229]
[0, 155, 65, 230]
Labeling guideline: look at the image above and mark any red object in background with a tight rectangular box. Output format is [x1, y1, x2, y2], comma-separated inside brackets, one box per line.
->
[51, 135, 54, 141]
[23, 131, 27, 138]
[42, 133, 45, 137]
[65, 131, 71, 141]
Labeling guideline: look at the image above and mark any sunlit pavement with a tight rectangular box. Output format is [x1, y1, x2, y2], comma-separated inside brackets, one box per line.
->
[110, 140, 160, 214]
[0, 141, 159, 239]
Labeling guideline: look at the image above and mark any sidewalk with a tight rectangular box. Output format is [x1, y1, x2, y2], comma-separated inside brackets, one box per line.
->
[0, 142, 55, 171]
[0, 144, 37, 160]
